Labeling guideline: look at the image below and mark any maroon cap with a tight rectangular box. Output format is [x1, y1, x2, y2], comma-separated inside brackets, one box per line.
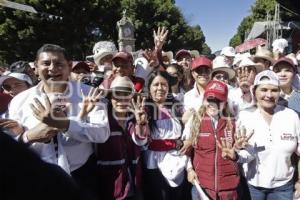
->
[204, 80, 228, 102]
[72, 61, 90, 72]
[175, 49, 191, 60]
[112, 51, 133, 64]
[273, 57, 297, 71]
[191, 56, 212, 70]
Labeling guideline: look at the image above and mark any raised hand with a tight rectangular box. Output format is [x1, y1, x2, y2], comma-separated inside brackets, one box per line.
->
[78, 88, 103, 119]
[237, 66, 256, 93]
[153, 26, 169, 50]
[234, 127, 254, 150]
[142, 48, 159, 68]
[130, 95, 148, 126]
[217, 137, 236, 160]
[30, 95, 69, 130]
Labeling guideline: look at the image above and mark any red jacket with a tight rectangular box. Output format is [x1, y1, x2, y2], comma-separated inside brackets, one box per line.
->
[192, 115, 240, 192]
[96, 111, 142, 200]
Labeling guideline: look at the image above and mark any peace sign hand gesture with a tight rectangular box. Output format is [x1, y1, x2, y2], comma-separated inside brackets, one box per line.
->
[78, 88, 103, 119]
[30, 95, 69, 130]
[153, 26, 169, 50]
[234, 127, 254, 151]
[217, 137, 236, 160]
[130, 95, 148, 126]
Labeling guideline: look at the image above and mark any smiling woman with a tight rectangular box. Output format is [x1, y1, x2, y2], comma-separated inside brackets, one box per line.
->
[237, 70, 300, 200]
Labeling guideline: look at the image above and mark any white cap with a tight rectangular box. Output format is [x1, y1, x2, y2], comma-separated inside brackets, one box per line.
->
[296, 53, 300, 61]
[272, 38, 288, 53]
[0, 72, 33, 86]
[90, 41, 117, 66]
[238, 57, 264, 73]
[254, 70, 279, 87]
[221, 46, 236, 57]
[134, 57, 152, 80]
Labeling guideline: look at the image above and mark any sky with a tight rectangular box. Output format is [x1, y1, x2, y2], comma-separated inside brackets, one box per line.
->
[175, 0, 255, 52]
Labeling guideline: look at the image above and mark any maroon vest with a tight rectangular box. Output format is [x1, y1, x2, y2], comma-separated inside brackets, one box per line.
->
[192, 115, 240, 192]
[96, 112, 142, 200]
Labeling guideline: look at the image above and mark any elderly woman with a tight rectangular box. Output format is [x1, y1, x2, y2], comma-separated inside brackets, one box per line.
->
[142, 70, 188, 200]
[79, 76, 149, 200]
[237, 70, 300, 200]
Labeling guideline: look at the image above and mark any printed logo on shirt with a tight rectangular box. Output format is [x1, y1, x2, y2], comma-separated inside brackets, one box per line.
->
[280, 133, 295, 141]
[199, 132, 211, 137]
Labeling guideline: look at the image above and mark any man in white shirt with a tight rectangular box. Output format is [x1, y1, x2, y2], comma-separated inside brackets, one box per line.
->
[8, 44, 110, 198]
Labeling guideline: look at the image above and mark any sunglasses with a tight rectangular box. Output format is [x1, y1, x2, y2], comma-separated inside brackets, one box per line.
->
[214, 74, 229, 80]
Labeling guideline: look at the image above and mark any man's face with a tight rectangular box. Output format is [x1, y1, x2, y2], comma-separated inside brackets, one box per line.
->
[112, 58, 133, 77]
[2, 78, 29, 97]
[36, 52, 71, 87]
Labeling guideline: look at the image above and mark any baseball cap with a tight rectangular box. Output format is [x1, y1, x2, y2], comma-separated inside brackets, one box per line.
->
[191, 56, 212, 70]
[204, 80, 228, 102]
[0, 72, 33, 87]
[72, 61, 90, 72]
[253, 70, 279, 87]
[175, 49, 191, 60]
[112, 51, 133, 64]
[273, 57, 297, 72]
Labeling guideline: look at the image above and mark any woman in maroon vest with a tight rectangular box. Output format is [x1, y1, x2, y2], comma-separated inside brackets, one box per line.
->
[185, 80, 244, 200]
[79, 76, 149, 200]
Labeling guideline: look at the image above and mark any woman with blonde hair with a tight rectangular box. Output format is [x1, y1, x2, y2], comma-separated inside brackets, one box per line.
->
[185, 80, 249, 200]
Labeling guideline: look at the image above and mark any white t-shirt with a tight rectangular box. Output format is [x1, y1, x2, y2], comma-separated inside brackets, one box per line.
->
[237, 105, 300, 188]
[183, 84, 204, 112]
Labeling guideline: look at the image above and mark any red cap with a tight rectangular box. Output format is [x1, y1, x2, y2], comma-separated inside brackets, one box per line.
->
[175, 49, 191, 60]
[72, 61, 90, 72]
[191, 56, 212, 70]
[204, 80, 228, 102]
[112, 51, 133, 64]
[273, 57, 297, 72]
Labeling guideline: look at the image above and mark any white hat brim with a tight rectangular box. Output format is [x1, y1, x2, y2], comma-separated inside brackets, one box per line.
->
[93, 50, 117, 66]
[212, 67, 236, 80]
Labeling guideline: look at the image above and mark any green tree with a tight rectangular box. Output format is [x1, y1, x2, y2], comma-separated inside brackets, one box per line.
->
[229, 0, 300, 48]
[0, 0, 210, 64]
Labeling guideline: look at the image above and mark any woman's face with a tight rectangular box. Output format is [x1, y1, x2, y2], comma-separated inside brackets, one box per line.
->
[111, 91, 133, 113]
[255, 84, 280, 110]
[212, 71, 229, 84]
[192, 66, 211, 87]
[204, 97, 225, 117]
[273, 63, 295, 89]
[150, 75, 169, 104]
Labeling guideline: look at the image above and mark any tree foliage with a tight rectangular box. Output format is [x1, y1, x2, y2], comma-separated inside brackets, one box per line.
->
[0, 0, 210, 64]
[229, 0, 300, 48]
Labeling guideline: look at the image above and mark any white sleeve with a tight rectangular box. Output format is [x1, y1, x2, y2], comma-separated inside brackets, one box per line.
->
[182, 117, 193, 140]
[65, 103, 110, 143]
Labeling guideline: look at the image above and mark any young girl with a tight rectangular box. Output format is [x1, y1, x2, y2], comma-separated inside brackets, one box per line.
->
[185, 80, 248, 200]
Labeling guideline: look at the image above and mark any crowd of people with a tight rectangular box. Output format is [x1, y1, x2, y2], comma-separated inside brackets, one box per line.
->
[1, 27, 300, 200]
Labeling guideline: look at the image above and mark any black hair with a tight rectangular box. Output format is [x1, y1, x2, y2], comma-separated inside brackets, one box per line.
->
[35, 44, 71, 61]
[166, 63, 184, 76]
[146, 70, 183, 132]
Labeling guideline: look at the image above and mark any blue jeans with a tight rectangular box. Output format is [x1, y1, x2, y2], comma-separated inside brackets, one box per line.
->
[248, 180, 293, 200]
